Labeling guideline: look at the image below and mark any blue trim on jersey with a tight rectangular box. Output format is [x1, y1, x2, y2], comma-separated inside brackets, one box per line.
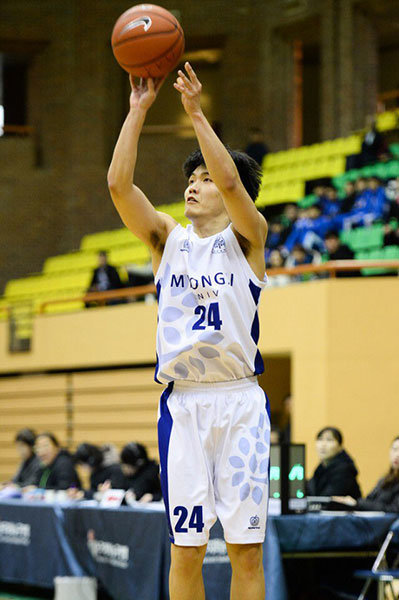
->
[154, 282, 162, 384]
[249, 280, 264, 374]
[158, 382, 175, 542]
[249, 279, 262, 305]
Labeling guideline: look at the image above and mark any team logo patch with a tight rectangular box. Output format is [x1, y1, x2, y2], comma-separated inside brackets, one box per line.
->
[211, 235, 226, 253]
[250, 515, 260, 527]
[180, 239, 192, 252]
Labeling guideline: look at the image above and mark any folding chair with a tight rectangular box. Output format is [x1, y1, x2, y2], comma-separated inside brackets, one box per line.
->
[354, 530, 399, 600]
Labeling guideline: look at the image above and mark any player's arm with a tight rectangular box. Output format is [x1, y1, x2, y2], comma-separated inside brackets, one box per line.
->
[107, 76, 177, 250]
[174, 62, 267, 248]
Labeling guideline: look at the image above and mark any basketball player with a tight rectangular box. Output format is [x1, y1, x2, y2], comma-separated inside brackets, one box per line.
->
[108, 62, 270, 600]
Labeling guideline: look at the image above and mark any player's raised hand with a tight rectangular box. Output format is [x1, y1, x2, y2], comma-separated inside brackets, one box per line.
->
[174, 62, 202, 116]
[129, 75, 165, 111]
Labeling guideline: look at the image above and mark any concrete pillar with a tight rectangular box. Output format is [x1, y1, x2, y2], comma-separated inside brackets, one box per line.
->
[337, 0, 355, 136]
[353, 8, 378, 129]
[320, 0, 337, 140]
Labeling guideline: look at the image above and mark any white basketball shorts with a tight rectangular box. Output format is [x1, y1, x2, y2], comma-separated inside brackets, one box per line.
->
[157, 376, 270, 546]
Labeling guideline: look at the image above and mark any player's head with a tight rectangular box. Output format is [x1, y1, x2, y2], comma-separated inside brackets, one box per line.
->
[182, 148, 262, 221]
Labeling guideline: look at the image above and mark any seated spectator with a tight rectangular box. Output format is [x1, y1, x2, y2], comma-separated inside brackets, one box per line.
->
[360, 118, 387, 167]
[285, 244, 321, 282]
[283, 205, 332, 254]
[265, 219, 285, 261]
[126, 260, 155, 303]
[323, 231, 360, 278]
[384, 177, 399, 222]
[35, 432, 81, 490]
[244, 127, 269, 166]
[383, 223, 399, 246]
[333, 436, 399, 512]
[340, 181, 357, 215]
[74, 443, 126, 497]
[86, 250, 124, 307]
[307, 427, 362, 498]
[338, 177, 388, 230]
[281, 203, 298, 236]
[9, 429, 41, 487]
[318, 186, 342, 218]
[266, 250, 290, 287]
[120, 442, 162, 503]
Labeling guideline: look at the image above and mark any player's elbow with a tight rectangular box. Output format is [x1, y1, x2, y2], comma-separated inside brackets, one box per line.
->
[219, 173, 240, 194]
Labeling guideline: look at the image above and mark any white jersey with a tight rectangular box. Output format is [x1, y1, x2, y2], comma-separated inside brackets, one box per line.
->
[154, 223, 267, 384]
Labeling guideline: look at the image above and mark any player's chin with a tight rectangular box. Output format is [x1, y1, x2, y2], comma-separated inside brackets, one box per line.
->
[184, 203, 200, 218]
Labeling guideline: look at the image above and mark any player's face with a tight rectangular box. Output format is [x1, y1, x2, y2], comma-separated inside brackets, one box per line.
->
[184, 165, 227, 220]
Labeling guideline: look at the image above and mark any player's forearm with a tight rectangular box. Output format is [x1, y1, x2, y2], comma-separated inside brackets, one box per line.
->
[107, 108, 147, 192]
[190, 110, 240, 191]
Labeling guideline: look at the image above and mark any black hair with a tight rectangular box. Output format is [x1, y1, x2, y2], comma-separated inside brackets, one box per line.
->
[316, 427, 343, 445]
[120, 442, 148, 467]
[98, 250, 107, 257]
[15, 428, 36, 447]
[74, 443, 103, 469]
[36, 432, 60, 447]
[325, 231, 340, 240]
[182, 147, 262, 202]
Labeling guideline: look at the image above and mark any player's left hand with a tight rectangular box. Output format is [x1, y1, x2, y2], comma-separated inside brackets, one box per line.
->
[174, 62, 202, 116]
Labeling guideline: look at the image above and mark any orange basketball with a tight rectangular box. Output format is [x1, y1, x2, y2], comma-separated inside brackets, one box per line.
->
[111, 4, 185, 78]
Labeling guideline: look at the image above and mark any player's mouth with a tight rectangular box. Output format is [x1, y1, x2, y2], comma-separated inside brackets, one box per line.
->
[186, 196, 198, 204]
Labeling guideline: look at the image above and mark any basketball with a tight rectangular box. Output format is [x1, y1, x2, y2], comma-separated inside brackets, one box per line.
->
[111, 4, 185, 78]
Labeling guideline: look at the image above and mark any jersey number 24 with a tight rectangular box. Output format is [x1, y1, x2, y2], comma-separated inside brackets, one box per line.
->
[192, 302, 222, 331]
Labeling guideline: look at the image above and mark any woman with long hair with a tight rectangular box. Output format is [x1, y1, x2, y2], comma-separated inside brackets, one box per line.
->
[333, 436, 399, 511]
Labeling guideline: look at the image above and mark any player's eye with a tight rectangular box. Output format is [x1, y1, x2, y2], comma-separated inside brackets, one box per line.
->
[204, 177, 212, 182]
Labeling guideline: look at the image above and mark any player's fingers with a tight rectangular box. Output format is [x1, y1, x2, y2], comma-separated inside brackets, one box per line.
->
[154, 75, 167, 93]
[185, 62, 200, 85]
[147, 78, 155, 94]
[173, 82, 184, 93]
[178, 69, 193, 89]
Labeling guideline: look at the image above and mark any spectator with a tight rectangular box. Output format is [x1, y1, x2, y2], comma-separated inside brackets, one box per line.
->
[283, 205, 331, 254]
[383, 223, 399, 246]
[126, 259, 155, 303]
[265, 219, 285, 260]
[333, 436, 399, 512]
[307, 427, 362, 498]
[385, 177, 399, 222]
[319, 186, 342, 218]
[244, 127, 269, 166]
[86, 250, 124, 307]
[339, 177, 388, 230]
[266, 250, 290, 287]
[360, 118, 387, 167]
[74, 443, 126, 496]
[281, 203, 298, 233]
[323, 231, 360, 278]
[285, 244, 321, 282]
[11, 429, 41, 487]
[340, 181, 357, 214]
[120, 442, 162, 503]
[35, 432, 81, 490]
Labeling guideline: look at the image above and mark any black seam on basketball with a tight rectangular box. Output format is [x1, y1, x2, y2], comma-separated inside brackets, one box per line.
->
[118, 33, 183, 68]
[113, 28, 182, 50]
[122, 9, 182, 30]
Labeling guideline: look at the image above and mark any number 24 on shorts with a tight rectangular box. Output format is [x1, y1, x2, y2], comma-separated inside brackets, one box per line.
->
[192, 302, 222, 331]
[174, 505, 204, 533]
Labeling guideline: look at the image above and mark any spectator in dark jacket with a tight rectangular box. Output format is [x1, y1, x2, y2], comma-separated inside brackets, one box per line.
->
[73, 443, 126, 497]
[86, 250, 124, 307]
[324, 231, 360, 278]
[35, 432, 81, 490]
[333, 436, 399, 512]
[12, 428, 41, 487]
[340, 181, 357, 215]
[307, 427, 362, 498]
[121, 442, 162, 503]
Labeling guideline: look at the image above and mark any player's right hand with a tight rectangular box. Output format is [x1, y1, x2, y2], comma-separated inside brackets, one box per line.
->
[129, 75, 165, 111]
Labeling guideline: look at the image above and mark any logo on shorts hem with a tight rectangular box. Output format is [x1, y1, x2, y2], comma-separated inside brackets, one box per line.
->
[248, 515, 260, 530]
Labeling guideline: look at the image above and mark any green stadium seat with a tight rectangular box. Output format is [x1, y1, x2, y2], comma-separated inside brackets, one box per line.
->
[389, 143, 399, 159]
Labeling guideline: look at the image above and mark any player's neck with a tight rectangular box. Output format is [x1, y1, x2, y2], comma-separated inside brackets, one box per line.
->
[191, 215, 230, 238]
